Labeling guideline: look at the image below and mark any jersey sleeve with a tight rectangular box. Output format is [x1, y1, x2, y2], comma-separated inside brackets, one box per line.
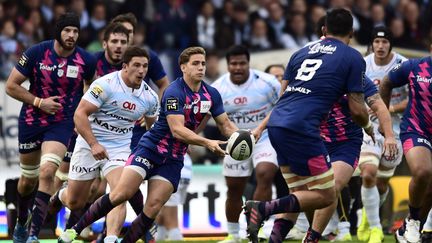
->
[267, 76, 281, 105]
[388, 60, 411, 88]
[162, 85, 185, 115]
[364, 76, 378, 99]
[82, 52, 97, 81]
[146, 50, 167, 82]
[345, 50, 366, 93]
[209, 87, 225, 118]
[15, 45, 39, 77]
[145, 87, 160, 117]
[82, 78, 112, 108]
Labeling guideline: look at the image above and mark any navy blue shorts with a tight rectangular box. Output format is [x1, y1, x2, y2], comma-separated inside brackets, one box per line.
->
[63, 132, 78, 163]
[400, 131, 432, 154]
[268, 127, 331, 176]
[126, 145, 183, 192]
[18, 121, 74, 154]
[325, 138, 361, 168]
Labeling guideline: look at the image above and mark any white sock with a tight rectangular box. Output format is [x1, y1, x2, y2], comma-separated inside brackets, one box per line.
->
[338, 221, 351, 235]
[361, 186, 381, 229]
[379, 187, 389, 207]
[156, 225, 167, 241]
[104, 235, 118, 243]
[167, 228, 183, 240]
[323, 211, 338, 236]
[296, 213, 309, 232]
[58, 188, 66, 204]
[423, 209, 432, 232]
[227, 222, 240, 237]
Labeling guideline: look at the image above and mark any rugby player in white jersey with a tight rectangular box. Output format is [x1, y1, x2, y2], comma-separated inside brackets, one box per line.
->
[212, 45, 281, 243]
[357, 26, 407, 243]
[53, 46, 159, 243]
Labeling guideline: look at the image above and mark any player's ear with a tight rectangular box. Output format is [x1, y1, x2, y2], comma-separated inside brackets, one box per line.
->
[102, 41, 107, 50]
[349, 30, 353, 39]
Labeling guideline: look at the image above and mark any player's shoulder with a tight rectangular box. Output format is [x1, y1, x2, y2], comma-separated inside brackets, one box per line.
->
[393, 52, 408, 63]
[201, 79, 220, 94]
[93, 51, 105, 60]
[26, 40, 52, 55]
[212, 73, 230, 88]
[164, 77, 184, 95]
[95, 71, 118, 86]
[76, 46, 96, 61]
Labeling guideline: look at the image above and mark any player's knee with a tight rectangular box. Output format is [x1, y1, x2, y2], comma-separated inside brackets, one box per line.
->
[412, 168, 432, 182]
[255, 171, 275, 186]
[39, 165, 57, 183]
[66, 198, 86, 210]
[109, 191, 130, 205]
[146, 198, 165, 215]
[318, 189, 336, 208]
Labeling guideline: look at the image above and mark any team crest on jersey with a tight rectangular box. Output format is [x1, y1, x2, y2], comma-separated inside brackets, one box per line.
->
[166, 97, 178, 111]
[392, 63, 402, 71]
[90, 85, 104, 99]
[57, 69, 64, 77]
[18, 54, 28, 67]
[193, 106, 199, 114]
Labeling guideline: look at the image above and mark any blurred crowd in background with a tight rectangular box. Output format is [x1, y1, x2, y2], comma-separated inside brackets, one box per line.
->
[1, 0, 432, 79]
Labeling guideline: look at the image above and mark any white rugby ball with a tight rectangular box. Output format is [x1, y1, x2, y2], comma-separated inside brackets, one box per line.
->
[226, 130, 255, 161]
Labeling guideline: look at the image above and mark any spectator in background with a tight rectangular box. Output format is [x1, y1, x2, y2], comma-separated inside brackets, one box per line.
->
[231, 2, 251, 47]
[371, 3, 386, 27]
[43, 1, 66, 39]
[214, 0, 236, 49]
[194, 0, 216, 50]
[249, 17, 273, 51]
[264, 64, 285, 83]
[0, 19, 20, 79]
[132, 23, 147, 48]
[403, 1, 426, 50]
[16, 20, 36, 49]
[40, 0, 54, 23]
[281, 12, 312, 49]
[308, 4, 326, 41]
[27, 9, 44, 43]
[389, 17, 411, 48]
[87, 2, 107, 43]
[289, 0, 308, 15]
[69, 0, 90, 46]
[266, 1, 286, 48]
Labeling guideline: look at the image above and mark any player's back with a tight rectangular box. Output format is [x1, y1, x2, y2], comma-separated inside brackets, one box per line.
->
[268, 38, 365, 138]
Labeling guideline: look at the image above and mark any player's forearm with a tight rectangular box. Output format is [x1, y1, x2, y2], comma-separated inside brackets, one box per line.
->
[373, 102, 395, 138]
[74, 112, 98, 147]
[348, 93, 369, 127]
[171, 125, 212, 147]
[216, 120, 237, 138]
[6, 81, 38, 106]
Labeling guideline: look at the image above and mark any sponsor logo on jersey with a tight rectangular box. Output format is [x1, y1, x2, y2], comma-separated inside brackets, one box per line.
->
[416, 75, 432, 83]
[18, 54, 28, 67]
[308, 43, 337, 54]
[166, 97, 179, 111]
[285, 86, 312, 94]
[93, 117, 133, 133]
[234, 97, 247, 105]
[39, 63, 57, 71]
[90, 85, 104, 99]
[122, 101, 136, 111]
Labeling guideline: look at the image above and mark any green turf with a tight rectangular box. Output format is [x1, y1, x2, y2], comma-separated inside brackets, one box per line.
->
[0, 235, 396, 242]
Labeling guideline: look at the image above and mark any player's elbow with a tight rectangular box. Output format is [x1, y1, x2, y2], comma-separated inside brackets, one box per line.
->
[5, 80, 17, 97]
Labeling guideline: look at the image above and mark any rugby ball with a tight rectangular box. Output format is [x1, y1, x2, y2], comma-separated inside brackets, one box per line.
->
[226, 130, 255, 161]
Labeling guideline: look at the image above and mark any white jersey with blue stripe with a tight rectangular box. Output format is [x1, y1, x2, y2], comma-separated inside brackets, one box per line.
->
[76, 71, 159, 153]
[364, 52, 407, 137]
[212, 69, 281, 135]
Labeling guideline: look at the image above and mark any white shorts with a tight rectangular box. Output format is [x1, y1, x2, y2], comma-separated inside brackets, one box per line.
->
[165, 178, 190, 206]
[223, 136, 278, 177]
[360, 129, 403, 170]
[69, 144, 129, 181]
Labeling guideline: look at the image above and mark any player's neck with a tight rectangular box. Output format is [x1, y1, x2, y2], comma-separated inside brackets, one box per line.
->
[325, 35, 350, 44]
[374, 52, 393, 66]
[183, 76, 201, 92]
[53, 40, 75, 57]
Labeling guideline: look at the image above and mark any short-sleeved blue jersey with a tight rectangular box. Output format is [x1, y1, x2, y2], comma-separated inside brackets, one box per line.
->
[321, 77, 377, 142]
[138, 78, 225, 163]
[268, 38, 366, 138]
[144, 49, 167, 84]
[388, 56, 432, 137]
[15, 40, 96, 126]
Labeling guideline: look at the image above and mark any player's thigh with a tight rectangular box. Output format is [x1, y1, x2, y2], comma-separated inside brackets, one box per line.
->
[68, 145, 101, 181]
[109, 167, 143, 204]
[66, 179, 94, 204]
[252, 136, 278, 179]
[405, 146, 432, 175]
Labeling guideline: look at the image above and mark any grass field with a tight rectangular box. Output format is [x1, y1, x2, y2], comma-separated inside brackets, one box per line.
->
[0, 235, 396, 242]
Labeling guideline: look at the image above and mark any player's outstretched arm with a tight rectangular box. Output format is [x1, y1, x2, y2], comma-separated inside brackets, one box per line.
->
[379, 75, 393, 108]
[167, 114, 226, 156]
[74, 99, 109, 160]
[347, 92, 369, 127]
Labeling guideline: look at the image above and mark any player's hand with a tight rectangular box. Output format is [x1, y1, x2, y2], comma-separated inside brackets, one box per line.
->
[39, 96, 63, 115]
[206, 140, 227, 157]
[363, 125, 376, 144]
[251, 127, 262, 143]
[90, 142, 109, 161]
[383, 136, 398, 161]
[137, 115, 146, 127]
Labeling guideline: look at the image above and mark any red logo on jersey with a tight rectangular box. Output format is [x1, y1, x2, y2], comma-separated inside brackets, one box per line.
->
[373, 79, 381, 85]
[122, 101, 136, 110]
[234, 97, 248, 105]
